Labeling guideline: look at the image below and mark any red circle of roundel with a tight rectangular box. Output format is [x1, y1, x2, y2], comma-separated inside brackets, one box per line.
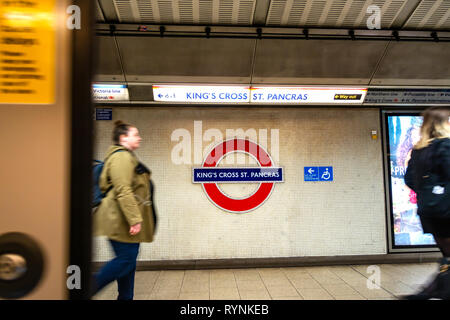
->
[202, 138, 274, 213]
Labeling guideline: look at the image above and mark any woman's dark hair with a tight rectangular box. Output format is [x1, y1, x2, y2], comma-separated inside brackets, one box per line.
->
[113, 120, 132, 144]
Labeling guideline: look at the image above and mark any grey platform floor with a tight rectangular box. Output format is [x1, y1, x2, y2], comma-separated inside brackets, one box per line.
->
[92, 262, 442, 300]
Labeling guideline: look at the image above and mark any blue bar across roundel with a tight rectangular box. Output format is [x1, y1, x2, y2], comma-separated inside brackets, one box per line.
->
[193, 167, 283, 183]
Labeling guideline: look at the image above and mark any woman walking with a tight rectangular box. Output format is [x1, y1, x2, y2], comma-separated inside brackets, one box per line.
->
[92, 120, 155, 300]
[404, 107, 450, 300]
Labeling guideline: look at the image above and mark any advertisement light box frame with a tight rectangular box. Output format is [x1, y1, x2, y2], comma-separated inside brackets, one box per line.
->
[382, 110, 439, 253]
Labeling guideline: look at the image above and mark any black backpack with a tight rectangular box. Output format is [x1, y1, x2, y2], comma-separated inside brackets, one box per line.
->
[92, 150, 125, 207]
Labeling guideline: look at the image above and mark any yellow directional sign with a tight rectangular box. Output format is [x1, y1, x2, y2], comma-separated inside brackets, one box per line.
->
[333, 94, 363, 101]
[0, 0, 56, 104]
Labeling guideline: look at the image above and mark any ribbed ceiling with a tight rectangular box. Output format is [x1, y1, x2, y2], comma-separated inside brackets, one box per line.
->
[404, 0, 450, 30]
[111, 0, 256, 25]
[97, 0, 450, 30]
[266, 0, 408, 28]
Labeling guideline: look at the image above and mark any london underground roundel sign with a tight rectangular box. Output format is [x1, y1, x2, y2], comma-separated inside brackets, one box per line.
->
[193, 138, 283, 213]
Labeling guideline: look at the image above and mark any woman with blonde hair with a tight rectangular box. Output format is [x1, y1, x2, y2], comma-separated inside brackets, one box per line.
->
[404, 107, 450, 300]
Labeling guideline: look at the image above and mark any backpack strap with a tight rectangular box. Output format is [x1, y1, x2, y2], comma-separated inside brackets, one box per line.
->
[106, 148, 127, 161]
[103, 149, 128, 197]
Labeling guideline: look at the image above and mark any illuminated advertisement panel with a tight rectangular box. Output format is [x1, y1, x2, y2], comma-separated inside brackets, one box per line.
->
[385, 113, 437, 249]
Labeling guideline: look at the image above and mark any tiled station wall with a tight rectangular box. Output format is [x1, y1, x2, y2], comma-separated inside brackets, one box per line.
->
[93, 107, 386, 262]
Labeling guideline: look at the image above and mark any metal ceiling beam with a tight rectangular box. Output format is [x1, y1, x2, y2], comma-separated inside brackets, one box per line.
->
[392, 0, 423, 29]
[253, 0, 271, 26]
[98, 0, 119, 22]
[95, 0, 106, 22]
[96, 23, 450, 42]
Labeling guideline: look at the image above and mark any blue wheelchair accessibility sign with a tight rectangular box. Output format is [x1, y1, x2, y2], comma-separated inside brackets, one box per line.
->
[318, 166, 333, 181]
[304, 166, 333, 182]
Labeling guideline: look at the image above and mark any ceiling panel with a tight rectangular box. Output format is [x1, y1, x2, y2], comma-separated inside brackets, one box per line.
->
[116, 36, 256, 83]
[93, 1, 450, 88]
[137, 0, 157, 23]
[113, 0, 135, 22]
[266, 0, 408, 29]
[403, 0, 450, 30]
[252, 39, 389, 85]
[371, 41, 450, 85]
[111, 0, 256, 25]
[93, 36, 125, 82]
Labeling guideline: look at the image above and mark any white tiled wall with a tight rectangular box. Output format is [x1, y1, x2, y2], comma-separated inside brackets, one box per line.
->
[92, 106, 386, 262]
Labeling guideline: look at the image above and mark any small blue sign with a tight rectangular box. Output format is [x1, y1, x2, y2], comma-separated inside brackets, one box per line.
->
[304, 167, 319, 181]
[304, 166, 333, 182]
[96, 108, 112, 121]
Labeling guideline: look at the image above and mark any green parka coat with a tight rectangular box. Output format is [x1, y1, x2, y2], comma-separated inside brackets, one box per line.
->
[94, 145, 154, 243]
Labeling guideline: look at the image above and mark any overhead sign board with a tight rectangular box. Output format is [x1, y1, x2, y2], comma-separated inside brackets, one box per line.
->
[0, 0, 56, 104]
[364, 89, 450, 104]
[153, 85, 250, 103]
[93, 84, 129, 101]
[251, 87, 367, 104]
[152, 85, 368, 104]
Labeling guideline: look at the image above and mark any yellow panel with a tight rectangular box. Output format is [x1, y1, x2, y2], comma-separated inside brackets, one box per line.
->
[0, 0, 56, 104]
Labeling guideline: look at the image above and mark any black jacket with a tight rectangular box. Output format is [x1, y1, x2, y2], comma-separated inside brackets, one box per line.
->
[405, 137, 450, 191]
[405, 137, 450, 215]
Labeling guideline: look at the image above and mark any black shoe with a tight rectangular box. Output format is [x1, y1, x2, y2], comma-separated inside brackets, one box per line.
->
[401, 276, 439, 300]
[89, 274, 100, 299]
[401, 263, 444, 301]
[436, 258, 450, 300]
[402, 293, 433, 300]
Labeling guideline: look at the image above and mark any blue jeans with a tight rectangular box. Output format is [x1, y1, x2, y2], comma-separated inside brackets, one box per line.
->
[93, 239, 140, 300]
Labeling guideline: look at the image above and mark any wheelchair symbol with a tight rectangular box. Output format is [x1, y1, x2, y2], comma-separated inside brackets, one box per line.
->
[321, 168, 331, 180]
